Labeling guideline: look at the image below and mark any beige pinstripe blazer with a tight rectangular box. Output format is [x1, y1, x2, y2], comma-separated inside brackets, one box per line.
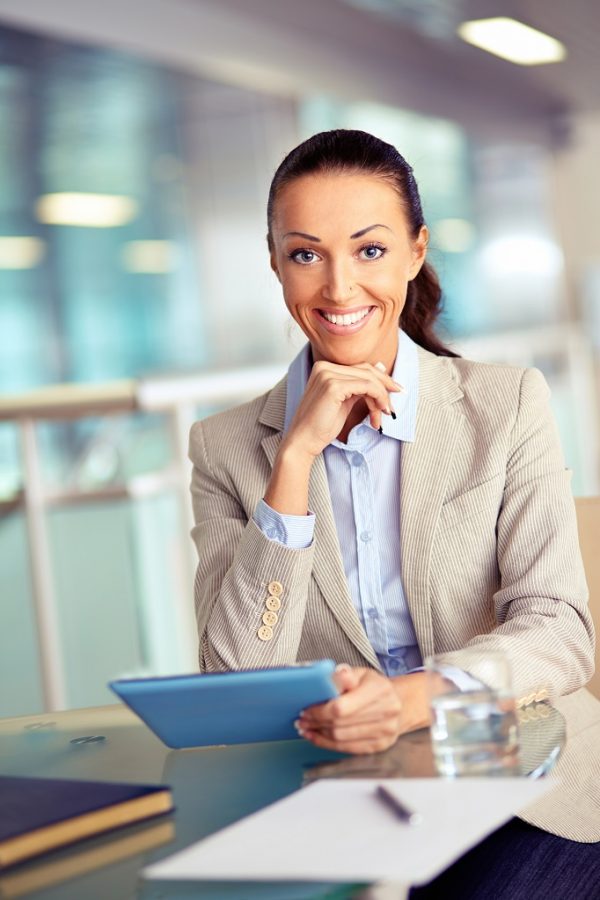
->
[190, 345, 600, 841]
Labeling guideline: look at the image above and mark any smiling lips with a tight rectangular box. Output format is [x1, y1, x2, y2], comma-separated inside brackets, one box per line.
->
[315, 305, 375, 333]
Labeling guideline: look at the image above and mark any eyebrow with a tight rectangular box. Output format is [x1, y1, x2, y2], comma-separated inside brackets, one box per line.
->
[351, 223, 392, 239]
[282, 224, 392, 242]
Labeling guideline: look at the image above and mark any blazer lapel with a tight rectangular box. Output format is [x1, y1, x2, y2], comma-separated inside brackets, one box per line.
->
[308, 455, 381, 668]
[400, 348, 464, 660]
[259, 381, 380, 668]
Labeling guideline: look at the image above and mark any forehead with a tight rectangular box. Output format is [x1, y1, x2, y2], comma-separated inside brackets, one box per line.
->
[272, 172, 405, 231]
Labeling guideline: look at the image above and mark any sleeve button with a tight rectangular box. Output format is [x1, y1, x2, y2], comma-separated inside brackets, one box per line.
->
[262, 610, 278, 626]
[265, 596, 281, 612]
[257, 625, 274, 641]
[267, 581, 283, 597]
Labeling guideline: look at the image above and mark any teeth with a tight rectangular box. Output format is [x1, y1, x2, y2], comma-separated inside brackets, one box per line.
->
[321, 308, 370, 326]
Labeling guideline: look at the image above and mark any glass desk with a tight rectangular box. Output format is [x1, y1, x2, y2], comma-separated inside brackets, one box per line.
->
[0, 703, 565, 900]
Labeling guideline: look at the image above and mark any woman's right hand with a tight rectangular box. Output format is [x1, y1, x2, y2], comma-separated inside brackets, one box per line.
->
[282, 360, 404, 460]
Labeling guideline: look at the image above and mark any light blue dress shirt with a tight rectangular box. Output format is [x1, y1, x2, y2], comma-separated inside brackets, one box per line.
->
[254, 330, 423, 676]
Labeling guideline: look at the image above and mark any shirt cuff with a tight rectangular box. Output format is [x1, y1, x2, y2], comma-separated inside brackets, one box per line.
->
[443, 667, 486, 692]
[252, 498, 315, 549]
[409, 665, 485, 692]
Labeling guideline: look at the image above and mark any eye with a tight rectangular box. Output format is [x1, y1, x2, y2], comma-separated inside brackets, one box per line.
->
[359, 243, 387, 260]
[289, 248, 320, 265]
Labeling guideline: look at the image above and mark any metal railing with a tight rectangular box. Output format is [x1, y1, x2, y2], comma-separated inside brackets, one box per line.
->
[0, 364, 285, 711]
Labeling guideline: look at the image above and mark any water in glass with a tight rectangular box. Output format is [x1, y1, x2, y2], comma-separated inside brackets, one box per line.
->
[430, 688, 520, 777]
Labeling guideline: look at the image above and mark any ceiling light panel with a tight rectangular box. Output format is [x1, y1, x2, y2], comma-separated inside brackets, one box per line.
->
[121, 240, 180, 274]
[458, 17, 567, 66]
[0, 237, 46, 269]
[36, 193, 138, 227]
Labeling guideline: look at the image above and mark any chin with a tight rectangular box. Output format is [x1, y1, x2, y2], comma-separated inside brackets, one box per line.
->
[317, 345, 373, 367]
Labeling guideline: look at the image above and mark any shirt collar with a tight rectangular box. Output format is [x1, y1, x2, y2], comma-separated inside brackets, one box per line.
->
[284, 329, 419, 443]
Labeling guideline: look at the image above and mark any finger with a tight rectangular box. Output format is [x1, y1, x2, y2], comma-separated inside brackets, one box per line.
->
[301, 726, 399, 756]
[301, 677, 393, 724]
[312, 367, 397, 418]
[328, 675, 400, 721]
[332, 667, 361, 693]
[305, 710, 401, 740]
[364, 389, 394, 423]
[302, 702, 395, 728]
[315, 361, 404, 395]
[309, 374, 390, 422]
[372, 363, 401, 420]
[366, 401, 382, 433]
[300, 669, 361, 725]
[302, 682, 399, 727]
[335, 378, 392, 413]
[300, 701, 396, 732]
[354, 361, 405, 393]
[353, 364, 402, 422]
[346, 393, 389, 434]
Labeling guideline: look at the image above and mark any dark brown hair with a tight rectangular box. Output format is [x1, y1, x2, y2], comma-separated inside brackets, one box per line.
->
[267, 129, 458, 358]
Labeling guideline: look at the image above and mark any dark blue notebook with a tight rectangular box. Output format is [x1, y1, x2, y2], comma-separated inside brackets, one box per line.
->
[0, 775, 173, 869]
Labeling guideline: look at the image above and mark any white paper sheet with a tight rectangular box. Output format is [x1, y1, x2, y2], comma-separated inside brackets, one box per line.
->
[144, 777, 554, 886]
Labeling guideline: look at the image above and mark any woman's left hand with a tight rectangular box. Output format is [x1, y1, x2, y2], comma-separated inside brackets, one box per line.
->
[296, 667, 431, 755]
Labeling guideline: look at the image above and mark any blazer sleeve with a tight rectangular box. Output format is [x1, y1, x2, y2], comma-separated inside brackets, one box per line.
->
[189, 418, 315, 672]
[446, 367, 595, 704]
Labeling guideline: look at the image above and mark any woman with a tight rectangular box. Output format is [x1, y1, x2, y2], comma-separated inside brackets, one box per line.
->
[189, 130, 600, 892]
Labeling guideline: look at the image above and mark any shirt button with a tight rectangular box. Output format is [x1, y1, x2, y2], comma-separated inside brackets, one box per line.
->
[265, 595, 281, 612]
[367, 607, 379, 619]
[360, 530, 372, 542]
[389, 658, 400, 670]
[267, 581, 283, 597]
[262, 610, 278, 626]
[257, 625, 274, 641]
[351, 453, 363, 467]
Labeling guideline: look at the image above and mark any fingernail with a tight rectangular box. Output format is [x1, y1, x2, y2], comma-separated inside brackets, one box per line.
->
[375, 361, 386, 372]
[378, 425, 383, 435]
[391, 411, 397, 420]
[294, 719, 305, 736]
[335, 663, 351, 672]
[393, 382, 405, 391]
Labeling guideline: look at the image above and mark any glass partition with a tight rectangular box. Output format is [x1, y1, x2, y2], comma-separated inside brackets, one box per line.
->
[0, 23, 597, 717]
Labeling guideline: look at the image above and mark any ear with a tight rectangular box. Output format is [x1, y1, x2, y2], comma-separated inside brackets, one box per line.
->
[270, 249, 281, 283]
[408, 225, 428, 280]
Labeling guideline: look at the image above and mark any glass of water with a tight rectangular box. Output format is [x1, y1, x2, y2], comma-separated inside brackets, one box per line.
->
[426, 650, 520, 777]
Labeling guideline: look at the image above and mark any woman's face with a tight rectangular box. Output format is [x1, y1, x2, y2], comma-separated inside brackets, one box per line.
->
[270, 171, 428, 369]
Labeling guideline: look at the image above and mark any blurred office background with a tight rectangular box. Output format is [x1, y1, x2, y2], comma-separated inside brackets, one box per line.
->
[0, 0, 599, 716]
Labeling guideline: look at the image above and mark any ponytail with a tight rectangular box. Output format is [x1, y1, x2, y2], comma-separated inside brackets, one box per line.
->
[402, 262, 459, 358]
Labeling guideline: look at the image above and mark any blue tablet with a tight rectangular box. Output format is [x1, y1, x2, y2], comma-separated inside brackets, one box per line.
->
[109, 660, 338, 749]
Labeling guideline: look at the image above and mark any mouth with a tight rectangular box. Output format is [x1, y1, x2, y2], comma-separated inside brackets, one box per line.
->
[313, 305, 376, 334]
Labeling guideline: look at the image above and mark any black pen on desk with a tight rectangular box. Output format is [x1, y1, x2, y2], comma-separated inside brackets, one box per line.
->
[375, 784, 423, 826]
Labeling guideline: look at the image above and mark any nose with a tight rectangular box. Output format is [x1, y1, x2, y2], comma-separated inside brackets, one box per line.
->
[321, 259, 355, 304]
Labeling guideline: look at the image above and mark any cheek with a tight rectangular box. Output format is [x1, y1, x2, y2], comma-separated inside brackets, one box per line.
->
[282, 285, 309, 322]
[367, 267, 408, 301]
[281, 269, 317, 304]
[366, 255, 408, 285]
